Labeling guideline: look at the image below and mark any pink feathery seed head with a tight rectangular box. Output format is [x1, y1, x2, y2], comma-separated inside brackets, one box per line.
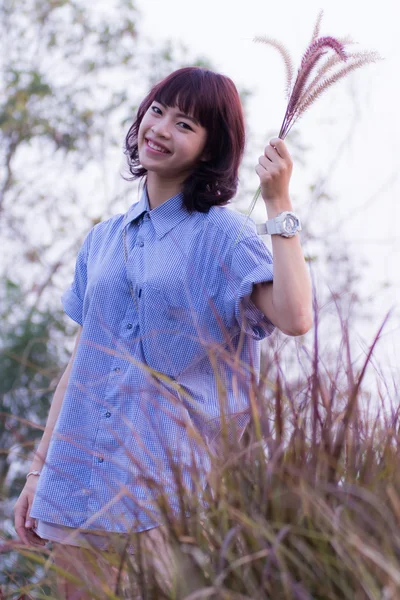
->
[280, 36, 348, 136]
[293, 51, 383, 123]
[301, 36, 347, 70]
[285, 48, 328, 119]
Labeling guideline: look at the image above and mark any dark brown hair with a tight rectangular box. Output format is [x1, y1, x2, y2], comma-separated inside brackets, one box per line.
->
[123, 67, 246, 212]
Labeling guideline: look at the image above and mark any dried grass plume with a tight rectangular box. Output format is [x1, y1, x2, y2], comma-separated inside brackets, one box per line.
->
[235, 10, 384, 243]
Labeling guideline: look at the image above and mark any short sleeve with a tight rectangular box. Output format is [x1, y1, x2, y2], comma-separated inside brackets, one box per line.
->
[61, 228, 94, 325]
[224, 235, 275, 340]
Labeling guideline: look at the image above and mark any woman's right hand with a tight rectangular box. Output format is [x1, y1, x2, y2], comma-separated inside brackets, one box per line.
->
[13, 477, 46, 547]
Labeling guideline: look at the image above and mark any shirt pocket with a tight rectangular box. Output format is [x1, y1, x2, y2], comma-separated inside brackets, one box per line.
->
[139, 281, 231, 379]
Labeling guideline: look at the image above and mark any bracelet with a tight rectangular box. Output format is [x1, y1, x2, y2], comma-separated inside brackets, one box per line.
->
[26, 470, 41, 479]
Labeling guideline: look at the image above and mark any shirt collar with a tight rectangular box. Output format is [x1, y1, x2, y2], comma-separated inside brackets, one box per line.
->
[123, 186, 189, 240]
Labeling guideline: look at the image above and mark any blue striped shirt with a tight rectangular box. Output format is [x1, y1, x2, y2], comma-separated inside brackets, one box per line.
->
[31, 186, 275, 533]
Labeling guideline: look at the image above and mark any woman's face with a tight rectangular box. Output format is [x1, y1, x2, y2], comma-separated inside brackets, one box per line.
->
[138, 101, 209, 181]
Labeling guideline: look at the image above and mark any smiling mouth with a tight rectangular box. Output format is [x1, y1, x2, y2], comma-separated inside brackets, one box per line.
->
[145, 139, 171, 154]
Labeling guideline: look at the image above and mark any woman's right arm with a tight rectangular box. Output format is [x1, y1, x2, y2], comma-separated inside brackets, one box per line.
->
[13, 325, 82, 546]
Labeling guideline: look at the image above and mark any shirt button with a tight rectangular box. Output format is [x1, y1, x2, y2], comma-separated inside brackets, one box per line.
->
[113, 367, 121, 373]
[97, 457, 104, 463]
[105, 411, 111, 418]
[139, 241, 144, 247]
[144, 213, 150, 220]
[253, 325, 264, 337]
[127, 323, 133, 329]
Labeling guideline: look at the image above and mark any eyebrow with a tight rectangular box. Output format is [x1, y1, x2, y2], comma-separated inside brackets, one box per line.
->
[157, 101, 200, 127]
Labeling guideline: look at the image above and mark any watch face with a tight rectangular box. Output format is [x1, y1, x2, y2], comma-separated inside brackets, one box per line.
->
[283, 215, 297, 233]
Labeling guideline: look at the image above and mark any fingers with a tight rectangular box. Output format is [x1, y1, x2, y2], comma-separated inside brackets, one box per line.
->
[25, 500, 36, 529]
[15, 519, 46, 547]
[268, 137, 289, 160]
[258, 140, 293, 174]
[28, 528, 47, 546]
[265, 138, 293, 166]
[14, 496, 29, 545]
[260, 145, 283, 168]
[15, 522, 30, 546]
[264, 144, 280, 162]
[14, 496, 45, 547]
[258, 154, 277, 173]
[255, 163, 272, 180]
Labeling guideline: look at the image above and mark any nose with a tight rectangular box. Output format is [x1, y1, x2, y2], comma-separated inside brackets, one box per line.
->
[150, 120, 171, 139]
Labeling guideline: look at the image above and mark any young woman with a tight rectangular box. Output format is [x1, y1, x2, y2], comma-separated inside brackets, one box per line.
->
[14, 66, 312, 598]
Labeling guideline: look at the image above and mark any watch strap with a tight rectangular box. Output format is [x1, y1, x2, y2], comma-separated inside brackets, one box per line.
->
[256, 220, 280, 235]
[266, 219, 278, 235]
[256, 222, 267, 235]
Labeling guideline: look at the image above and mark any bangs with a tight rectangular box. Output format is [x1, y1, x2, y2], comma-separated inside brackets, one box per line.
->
[153, 70, 218, 129]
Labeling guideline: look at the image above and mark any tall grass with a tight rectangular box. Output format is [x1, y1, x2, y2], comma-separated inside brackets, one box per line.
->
[2, 299, 399, 599]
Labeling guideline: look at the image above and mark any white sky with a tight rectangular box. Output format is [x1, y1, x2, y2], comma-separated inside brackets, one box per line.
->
[135, 0, 400, 378]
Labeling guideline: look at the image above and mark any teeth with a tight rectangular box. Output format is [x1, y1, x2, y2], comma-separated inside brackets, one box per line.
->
[147, 140, 169, 153]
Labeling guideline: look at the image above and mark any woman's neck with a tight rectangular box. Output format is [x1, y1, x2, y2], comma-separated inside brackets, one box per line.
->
[145, 173, 184, 210]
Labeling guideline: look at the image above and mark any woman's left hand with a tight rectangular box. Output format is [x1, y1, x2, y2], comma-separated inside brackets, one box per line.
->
[255, 137, 293, 205]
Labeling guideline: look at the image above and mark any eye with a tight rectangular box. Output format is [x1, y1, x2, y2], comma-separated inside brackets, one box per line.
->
[178, 122, 193, 131]
[151, 105, 162, 115]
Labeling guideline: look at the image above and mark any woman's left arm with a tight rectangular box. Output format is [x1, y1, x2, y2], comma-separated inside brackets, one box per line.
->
[250, 137, 313, 337]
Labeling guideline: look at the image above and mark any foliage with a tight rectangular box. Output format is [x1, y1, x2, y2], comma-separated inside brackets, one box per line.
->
[0, 277, 68, 597]
[0, 276, 68, 492]
[1, 299, 398, 599]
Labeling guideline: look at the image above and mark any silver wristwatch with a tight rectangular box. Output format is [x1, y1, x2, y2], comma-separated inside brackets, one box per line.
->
[256, 211, 302, 238]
